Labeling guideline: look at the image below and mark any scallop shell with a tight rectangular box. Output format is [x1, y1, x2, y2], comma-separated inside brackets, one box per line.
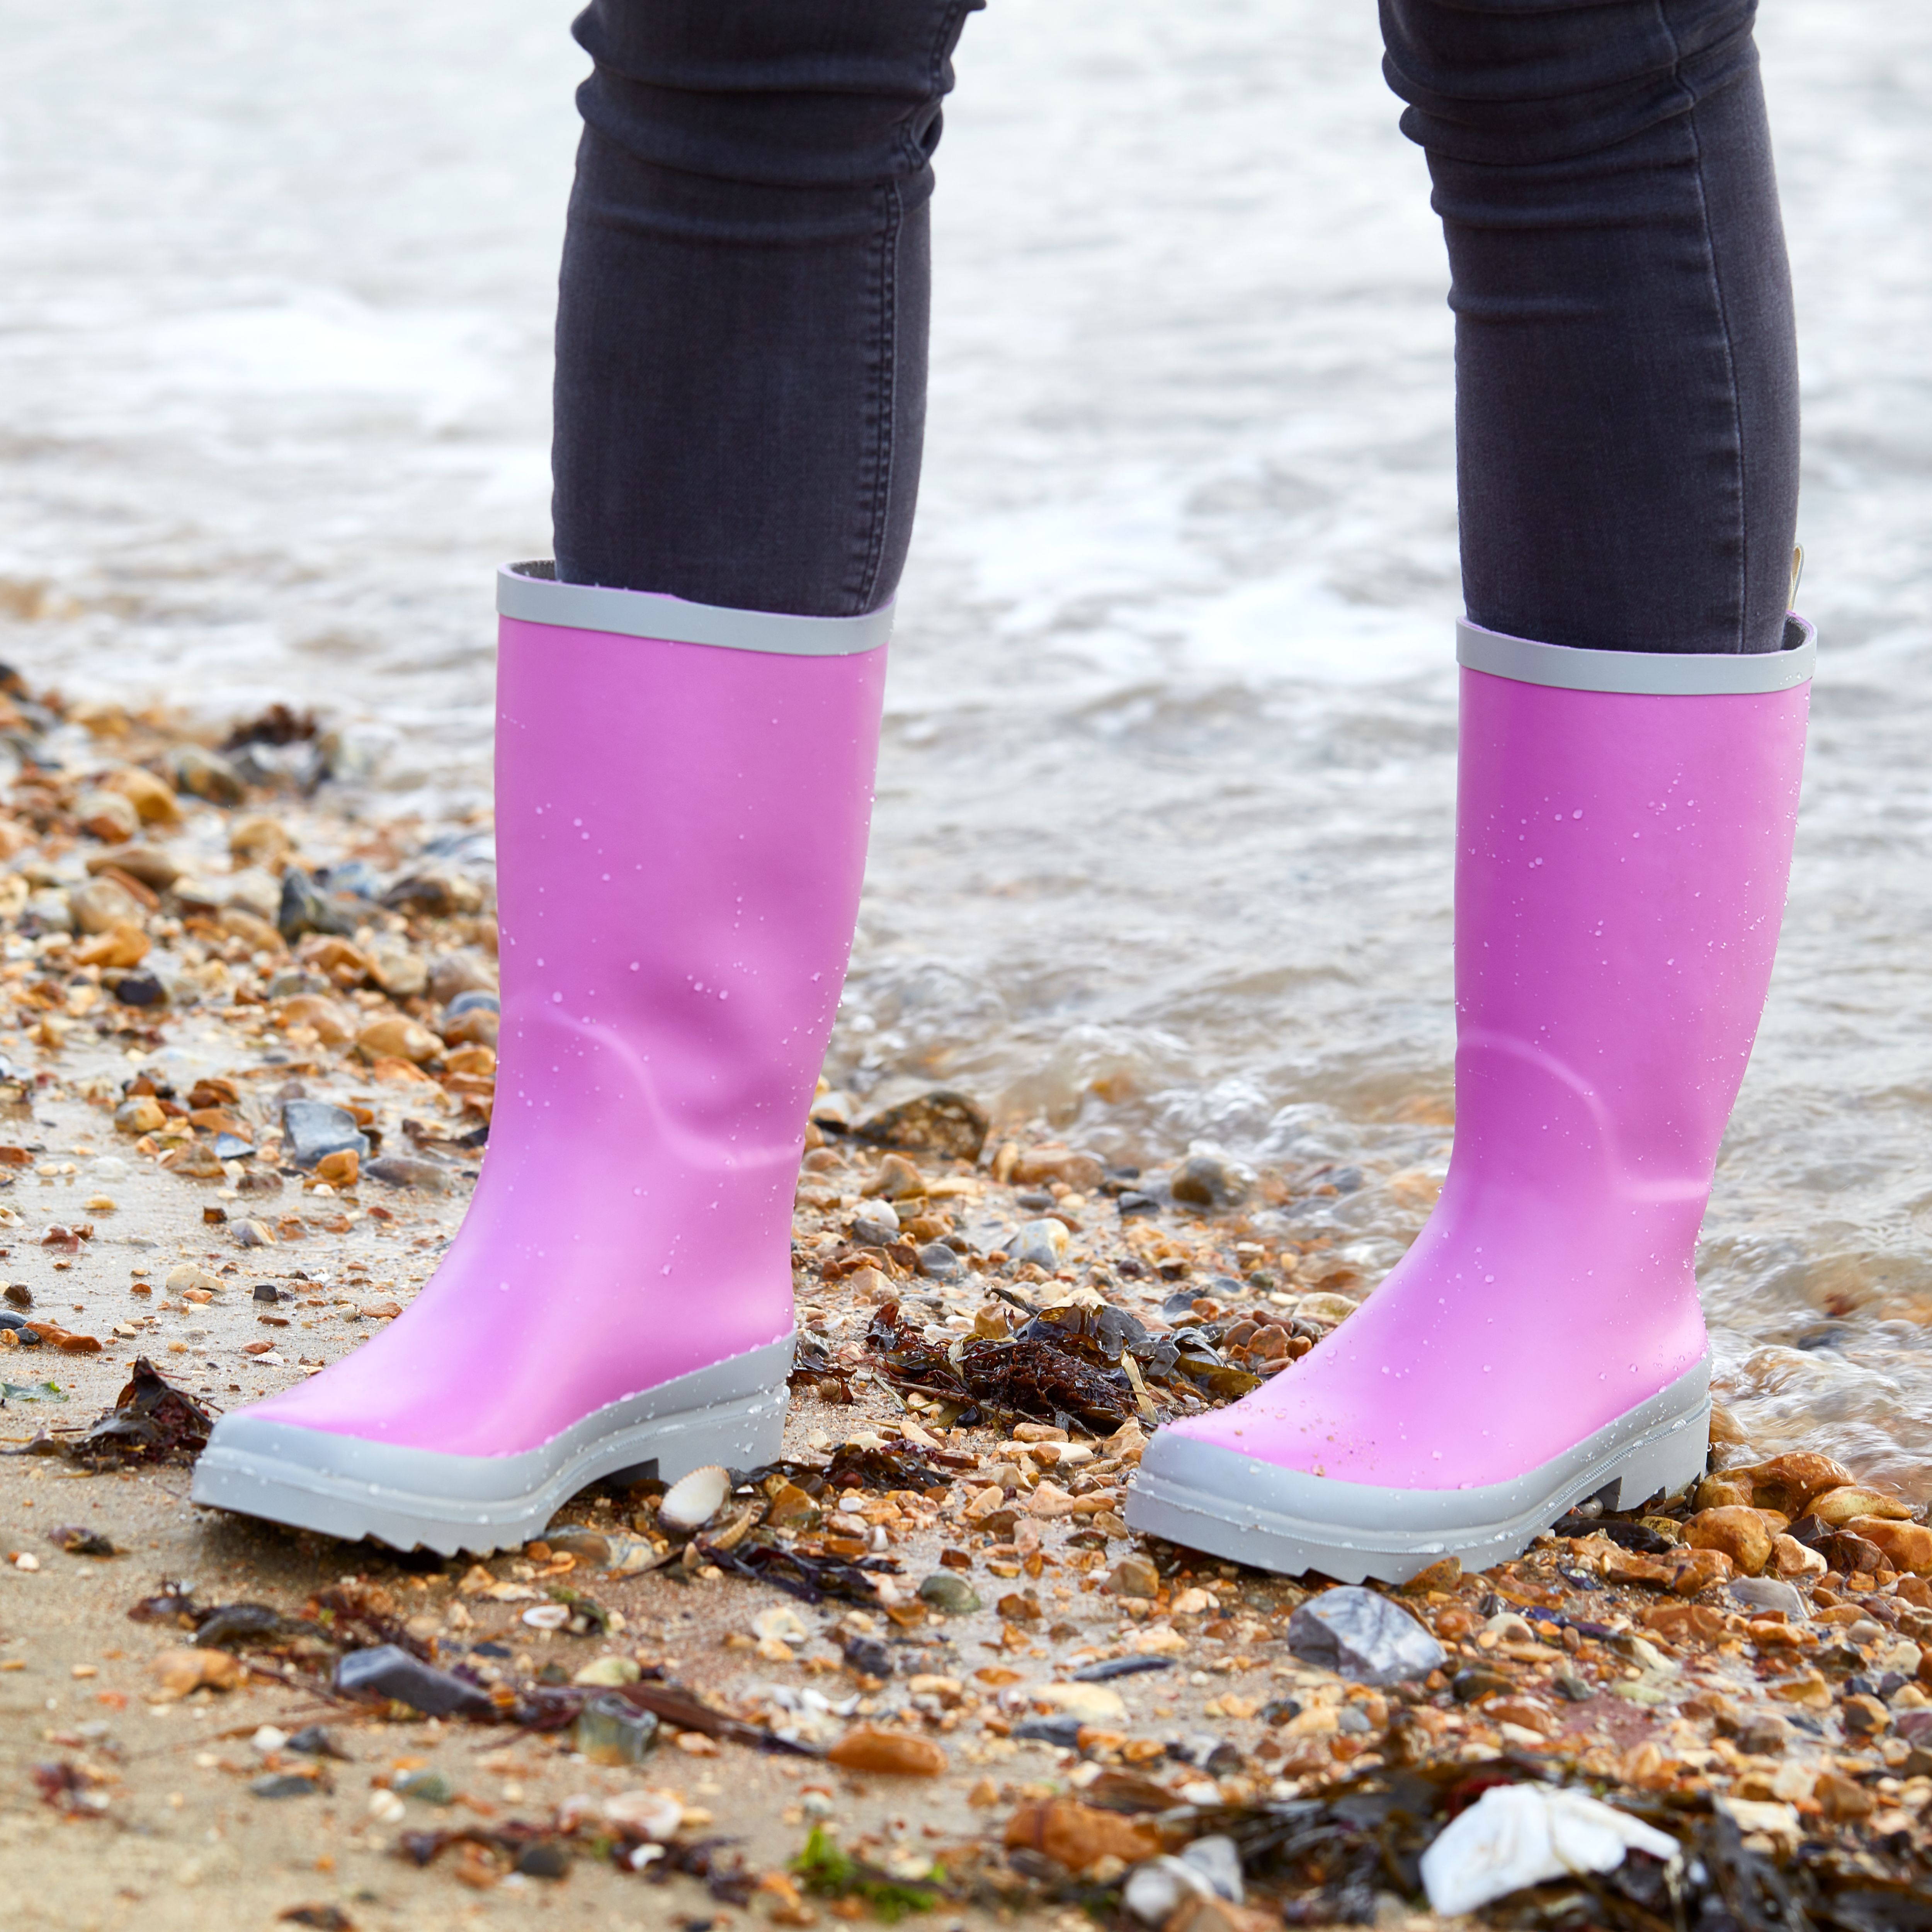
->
[658, 1463, 731, 1534]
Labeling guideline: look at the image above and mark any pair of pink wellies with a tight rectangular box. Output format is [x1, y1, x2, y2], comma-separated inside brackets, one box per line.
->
[192, 564, 1813, 1581]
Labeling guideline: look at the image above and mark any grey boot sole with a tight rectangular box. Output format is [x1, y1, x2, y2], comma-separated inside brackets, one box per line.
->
[188, 1335, 794, 1557]
[1122, 1356, 1710, 1584]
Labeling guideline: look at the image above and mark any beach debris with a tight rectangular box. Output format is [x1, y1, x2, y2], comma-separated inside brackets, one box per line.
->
[1286, 1586, 1447, 1685]
[1418, 1784, 1680, 1916]
[334, 1645, 498, 1720]
[659, 1464, 732, 1534]
[4, 1357, 214, 1465]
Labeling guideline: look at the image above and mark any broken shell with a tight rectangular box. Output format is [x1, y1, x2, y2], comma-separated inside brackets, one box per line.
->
[658, 1464, 731, 1534]
[521, 1602, 571, 1630]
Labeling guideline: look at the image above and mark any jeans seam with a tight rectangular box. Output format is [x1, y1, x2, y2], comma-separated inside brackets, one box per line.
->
[1655, 1, 1748, 650]
[849, 177, 903, 615]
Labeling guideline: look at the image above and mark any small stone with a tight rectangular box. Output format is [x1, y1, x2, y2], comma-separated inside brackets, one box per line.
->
[87, 843, 182, 891]
[915, 1571, 980, 1616]
[1286, 1586, 1446, 1686]
[315, 1149, 359, 1188]
[429, 952, 498, 1004]
[1103, 1554, 1160, 1600]
[1806, 1484, 1914, 1526]
[1727, 1452, 1854, 1517]
[1770, 1533, 1828, 1579]
[764, 1482, 822, 1532]
[1815, 1769, 1877, 1822]
[843, 1632, 894, 1679]
[826, 1725, 947, 1776]
[276, 993, 355, 1046]
[1844, 1516, 1932, 1576]
[1683, 1506, 1774, 1577]
[1033, 1682, 1127, 1724]
[916, 1241, 963, 1281]
[280, 1100, 369, 1169]
[362, 1156, 452, 1194]
[277, 867, 357, 942]
[366, 939, 429, 999]
[152, 1646, 244, 1697]
[333, 1644, 497, 1719]
[1003, 1798, 1160, 1872]
[75, 920, 150, 970]
[658, 1463, 731, 1534]
[396, 1770, 457, 1805]
[849, 1204, 900, 1248]
[861, 1153, 927, 1201]
[250, 1773, 319, 1800]
[3, 1285, 30, 1308]
[853, 1089, 990, 1162]
[102, 767, 183, 827]
[1180, 1835, 1245, 1904]
[113, 969, 167, 1008]
[1736, 1712, 1788, 1755]
[1169, 1153, 1251, 1209]
[1125, 1857, 1213, 1926]
[1729, 1576, 1806, 1618]
[115, 1096, 167, 1135]
[1400, 1555, 1462, 1594]
[75, 788, 140, 843]
[355, 1015, 441, 1065]
[169, 743, 245, 804]
[70, 877, 143, 935]
[1011, 1146, 1107, 1192]
[1009, 1218, 1071, 1269]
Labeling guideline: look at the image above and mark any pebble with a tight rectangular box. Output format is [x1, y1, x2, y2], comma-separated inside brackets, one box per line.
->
[112, 969, 167, 1008]
[1180, 1835, 1245, 1904]
[917, 1573, 980, 1616]
[280, 1099, 369, 1168]
[1684, 1505, 1775, 1577]
[826, 1725, 947, 1776]
[853, 1088, 990, 1162]
[1033, 1682, 1127, 1724]
[849, 1204, 900, 1248]
[169, 743, 243, 804]
[277, 867, 358, 942]
[1125, 1856, 1214, 1925]
[333, 1645, 496, 1719]
[1730, 1576, 1808, 1619]
[1104, 1555, 1161, 1599]
[916, 1241, 963, 1281]
[1169, 1153, 1252, 1209]
[70, 877, 142, 935]
[1009, 1218, 1071, 1268]
[362, 1155, 450, 1194]
[1286, 1585, 1447, 1686]
[355, 1015, 441, 1064]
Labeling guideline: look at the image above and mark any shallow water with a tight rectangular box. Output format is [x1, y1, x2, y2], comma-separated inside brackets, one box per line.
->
[2, 2, 1930, 1492]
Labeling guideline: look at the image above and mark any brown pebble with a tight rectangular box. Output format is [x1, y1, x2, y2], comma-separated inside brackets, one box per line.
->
[826, 1725, 947, 1776]
[1683, 1506, 1774, 1577]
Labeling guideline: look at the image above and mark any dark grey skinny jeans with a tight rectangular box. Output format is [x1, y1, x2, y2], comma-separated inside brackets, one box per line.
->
[552, 0, 1798, 657]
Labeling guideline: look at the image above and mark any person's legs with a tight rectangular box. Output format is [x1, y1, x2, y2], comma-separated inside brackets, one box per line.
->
[1382, 0, 1798, 655]
[554, 0, 981, 614]
[193, 1, 978, 1551]
[1128, 1, 1814, 1579]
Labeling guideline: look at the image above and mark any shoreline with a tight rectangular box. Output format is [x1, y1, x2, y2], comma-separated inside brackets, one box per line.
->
[0, 675, 1927, 1926]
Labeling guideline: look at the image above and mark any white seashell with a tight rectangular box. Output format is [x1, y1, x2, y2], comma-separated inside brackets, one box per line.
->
[658, 1463, 731, 1534]
[521, 1601, 571, 1629]
[753, 1604, 811, 1646]
[603, 1789, 685, 1842]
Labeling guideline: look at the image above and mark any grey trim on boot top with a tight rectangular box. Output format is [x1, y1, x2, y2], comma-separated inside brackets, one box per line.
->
[189, 1335, 794, 1557]
[1458, 616, 1814, 695]
[1123, 1357, 1710, 1584]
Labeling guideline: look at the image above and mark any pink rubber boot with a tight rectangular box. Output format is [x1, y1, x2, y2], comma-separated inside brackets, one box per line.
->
[192, 564, 888, 1552]
[1127, 616, 1814, 1581]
